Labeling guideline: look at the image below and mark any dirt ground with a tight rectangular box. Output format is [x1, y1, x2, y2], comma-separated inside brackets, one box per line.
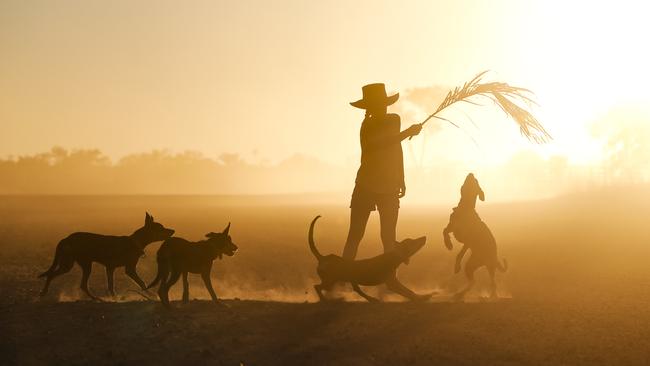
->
[2, 189, 650, 365]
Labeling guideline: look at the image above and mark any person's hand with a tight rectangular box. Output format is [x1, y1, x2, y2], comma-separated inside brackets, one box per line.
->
[398, 185, 406, 198]
[407, 123, 422, 137]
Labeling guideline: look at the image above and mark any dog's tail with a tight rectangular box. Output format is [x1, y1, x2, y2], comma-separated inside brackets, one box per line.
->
[497, 258, 508, 272]
[146, 245, 166, 290]
[308, 215, 323, 260]
[38, 239, 64, 278]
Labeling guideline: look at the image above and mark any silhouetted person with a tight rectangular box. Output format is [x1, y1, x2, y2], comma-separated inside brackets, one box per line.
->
[343, 83, 422, 259]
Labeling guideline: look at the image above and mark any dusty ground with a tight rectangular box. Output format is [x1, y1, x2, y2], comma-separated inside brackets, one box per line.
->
[2, 189, 650, 365]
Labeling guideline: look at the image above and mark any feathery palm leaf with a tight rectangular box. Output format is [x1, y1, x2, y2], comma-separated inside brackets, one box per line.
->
[420, 71, 551, 143]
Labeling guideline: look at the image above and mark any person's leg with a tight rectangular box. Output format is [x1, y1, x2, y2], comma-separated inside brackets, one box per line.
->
[377, 197, 399, 253]
[342, 187, 373, 260]
[342, 206, 372, 260]
[378, 195, 432, 301]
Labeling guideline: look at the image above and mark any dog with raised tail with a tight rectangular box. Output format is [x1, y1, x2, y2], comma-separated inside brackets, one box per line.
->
[309, 215, 431, 302]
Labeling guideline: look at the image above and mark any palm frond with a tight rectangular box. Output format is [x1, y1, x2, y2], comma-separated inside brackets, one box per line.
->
[421, 71, 551, 143]
[431, 115, 460, 128]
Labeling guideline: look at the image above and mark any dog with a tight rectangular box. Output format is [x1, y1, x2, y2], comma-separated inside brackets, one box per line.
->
[147, 223, 238, 307]
[443, 173, 507, 300]
[38, 212, 175, 300]
[309, 216, 430, 302]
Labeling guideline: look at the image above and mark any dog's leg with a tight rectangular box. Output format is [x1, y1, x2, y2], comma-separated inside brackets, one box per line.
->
[79, 261, 102, 301]
[314, 281, 337, 302]
[443, 225, 455, 250]
[487, 265, 497, 299]
[200, 271, 219, 303]
[314, 284, 326, 301]
[314, 279, 337, 302]
[158, 268, 169, 289]
[125, 263, 147, 291]
[182, 272, 190, 303]
[386, 277, 431, 302]
[455, 245, 468, 274]
[40, 257, 74, 296]
[159, 270, 181, 307]
[105, 266, 116, 297]
[455, 256, 478, 301]
[351, 283, 379, 303]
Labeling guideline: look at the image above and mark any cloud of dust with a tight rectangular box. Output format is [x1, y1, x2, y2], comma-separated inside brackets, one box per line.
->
[50, 281, 500, 304]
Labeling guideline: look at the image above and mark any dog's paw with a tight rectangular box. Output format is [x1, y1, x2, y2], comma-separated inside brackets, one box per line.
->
[410, 293, 433, 303]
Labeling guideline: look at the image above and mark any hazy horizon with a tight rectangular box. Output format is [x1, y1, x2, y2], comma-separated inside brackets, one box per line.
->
[0, 145, 618, 204]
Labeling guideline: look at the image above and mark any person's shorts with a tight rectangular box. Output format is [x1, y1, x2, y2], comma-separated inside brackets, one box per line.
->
[350, 185, 400, 212]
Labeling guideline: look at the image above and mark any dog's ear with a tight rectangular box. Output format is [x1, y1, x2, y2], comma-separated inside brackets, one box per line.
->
[479, 189, 485, 201]
[145, 212, 153, 225]
[223, 222, 231, 235]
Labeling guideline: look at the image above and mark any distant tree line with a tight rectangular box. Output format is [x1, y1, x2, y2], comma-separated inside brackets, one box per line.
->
[0, 147, 350, 195]
[0, 146, 615, 202]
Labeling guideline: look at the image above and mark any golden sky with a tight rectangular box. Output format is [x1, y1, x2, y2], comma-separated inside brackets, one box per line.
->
[1, 0, 649, 166]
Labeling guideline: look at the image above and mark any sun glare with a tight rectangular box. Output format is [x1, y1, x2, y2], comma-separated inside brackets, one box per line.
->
[519, 1, 650, 164]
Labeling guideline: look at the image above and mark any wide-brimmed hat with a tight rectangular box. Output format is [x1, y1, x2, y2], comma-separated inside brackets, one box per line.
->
[350, 83, 399, 109]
